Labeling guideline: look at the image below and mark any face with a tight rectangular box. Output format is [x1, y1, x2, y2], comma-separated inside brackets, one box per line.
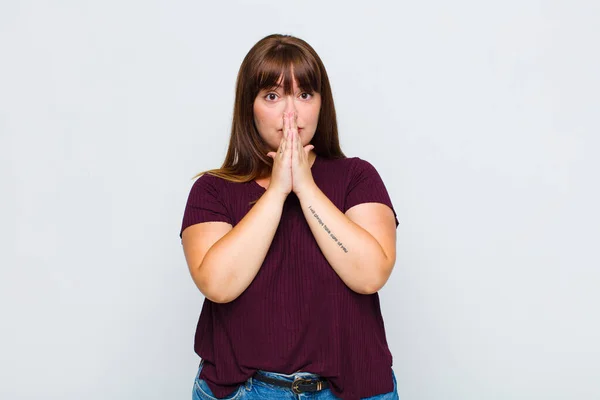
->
[253, 74, 321, 152]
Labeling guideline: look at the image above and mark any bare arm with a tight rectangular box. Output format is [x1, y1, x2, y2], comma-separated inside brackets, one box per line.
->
[296, 184, 397, 295]
[182, 189, 287, 303]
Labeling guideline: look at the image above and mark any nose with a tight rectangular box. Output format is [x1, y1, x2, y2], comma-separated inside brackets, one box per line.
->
[283, 96, 297, 114]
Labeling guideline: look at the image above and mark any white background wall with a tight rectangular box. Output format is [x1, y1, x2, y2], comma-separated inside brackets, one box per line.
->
[1, 1, 598, 399]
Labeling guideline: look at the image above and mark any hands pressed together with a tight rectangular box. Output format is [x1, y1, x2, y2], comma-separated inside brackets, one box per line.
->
[266, 111, 315, 198]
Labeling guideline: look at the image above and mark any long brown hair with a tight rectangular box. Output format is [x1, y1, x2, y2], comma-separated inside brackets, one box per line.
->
[194, 34, 346, 183]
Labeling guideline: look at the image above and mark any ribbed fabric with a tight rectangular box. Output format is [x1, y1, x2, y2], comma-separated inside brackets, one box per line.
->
[180, 156, 399, 399]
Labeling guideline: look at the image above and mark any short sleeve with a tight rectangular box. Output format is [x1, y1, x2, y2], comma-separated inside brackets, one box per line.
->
[344, 158, 399, 227]
[179, 174, 233, 238]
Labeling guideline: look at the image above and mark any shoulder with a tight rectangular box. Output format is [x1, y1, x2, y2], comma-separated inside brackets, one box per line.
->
[319, 155, 369, 172]
[343, 156, 392, 201]
[329, 156, 376, 169]
[317, 156, 383, 186]
[349, 156, 376, 170]
[343, 156, 382, 180]
[188, 173, 232, 199]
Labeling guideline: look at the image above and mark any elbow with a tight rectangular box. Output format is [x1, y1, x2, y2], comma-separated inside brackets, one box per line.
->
[356, 258, 395, 295]
[351, 275, 384, 295]
[192, 269, 239, 304]
[206, 293, 236, 304]
[357, 282, 383, 295]
[209, 283, 245, 303]
[197, 282, 238, 304]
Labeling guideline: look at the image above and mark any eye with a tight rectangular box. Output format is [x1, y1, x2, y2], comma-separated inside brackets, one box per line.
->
[300, 92, 313, 100]
[264, 92, 279, 101]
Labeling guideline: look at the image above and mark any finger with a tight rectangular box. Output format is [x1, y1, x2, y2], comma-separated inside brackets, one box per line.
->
[288, 120, 292, 141]
[285, 117, 292, 154]
[303, 146, 312, 159]
[291, 112, 297, 133]
[296, 126, 303, 154]
[292, 127, 299, 166]
[282, 113, 289, 141]
[277, 130, 285, 152]
[297, 130, 304, 164]
[287, 115, 292, 143]
[294, 130, 301, 156]
[287, 113, 297, 151]
[291, 120, 297, 155]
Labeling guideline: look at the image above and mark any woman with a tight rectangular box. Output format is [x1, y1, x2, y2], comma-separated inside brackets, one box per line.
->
[180, 34, 400, 399]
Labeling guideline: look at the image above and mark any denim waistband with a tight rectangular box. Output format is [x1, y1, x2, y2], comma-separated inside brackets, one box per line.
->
[254, 368, 324, 382]
[199, 359, 324, 382]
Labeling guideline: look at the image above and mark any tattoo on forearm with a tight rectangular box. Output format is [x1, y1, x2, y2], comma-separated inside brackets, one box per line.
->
[308, 205, 349, 253]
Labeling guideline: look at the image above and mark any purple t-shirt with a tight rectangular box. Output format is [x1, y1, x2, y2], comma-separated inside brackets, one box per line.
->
[180, 156, 399, 399]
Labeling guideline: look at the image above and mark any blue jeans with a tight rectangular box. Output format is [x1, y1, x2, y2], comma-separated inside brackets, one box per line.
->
[192, 359, 400, 399]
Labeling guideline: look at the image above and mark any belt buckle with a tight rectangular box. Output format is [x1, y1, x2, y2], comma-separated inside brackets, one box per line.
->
[292, 377, 311, 394]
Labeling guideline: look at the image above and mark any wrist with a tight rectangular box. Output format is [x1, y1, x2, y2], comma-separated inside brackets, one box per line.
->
[294, 181, 319, 202]
[264, 187, 289, 204]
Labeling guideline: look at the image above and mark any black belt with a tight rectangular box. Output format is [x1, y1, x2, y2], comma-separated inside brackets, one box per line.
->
[252, 372, 329, 394]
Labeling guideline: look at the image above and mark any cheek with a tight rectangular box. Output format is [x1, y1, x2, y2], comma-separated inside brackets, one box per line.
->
[252, 104, 261, 123]
[310, 98, 322, 125]
[310, 107, 321, 125]
[254, 107, 278, 128]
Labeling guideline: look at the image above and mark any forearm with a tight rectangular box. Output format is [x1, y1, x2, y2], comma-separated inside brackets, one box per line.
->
[199, 189, 287, 303]
[296, 184, 389, 294]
